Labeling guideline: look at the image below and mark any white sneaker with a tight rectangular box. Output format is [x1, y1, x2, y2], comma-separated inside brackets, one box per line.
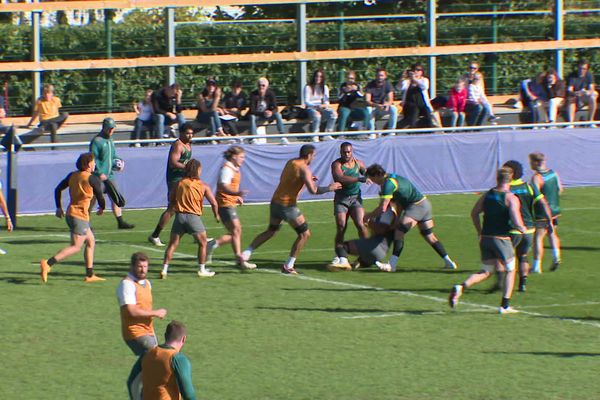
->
[279, 137, 289, 145]
[368, 133, 377, 140]
[498, 306, 519, 314]
[330, 257, 340, 265]
[160, 271, 167, 280]
[148, 235, 165, 247]
[530, 265, 543, 274]
[134, 143, 141, 148]
[239, 260, 257, 270]
[206, 239, 216, 264]
[449, 284, 463, 308]
[443, 259, 458, 270]
[311, 136, 320, 143]
[321, 135, 334, 141]
[376, 261, 394, 272]
[565, 125, 575, 129]
[0, 247, 7, 255]
[590, 124, 598, 128]
[197, 269, 216, 277]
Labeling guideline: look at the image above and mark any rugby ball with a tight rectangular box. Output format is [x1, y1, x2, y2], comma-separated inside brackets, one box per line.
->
[113, 158, 125, 172]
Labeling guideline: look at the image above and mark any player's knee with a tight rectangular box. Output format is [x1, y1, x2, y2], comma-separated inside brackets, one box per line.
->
[397, 223, 411, 234]
[419, 227, 433, 237]
[268, 223, 281, 233]
[198, 235, 207, 246]
[295, 222, 309, 236]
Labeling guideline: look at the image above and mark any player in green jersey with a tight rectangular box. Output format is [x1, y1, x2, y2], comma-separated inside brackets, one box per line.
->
[529, 152, 562, 273]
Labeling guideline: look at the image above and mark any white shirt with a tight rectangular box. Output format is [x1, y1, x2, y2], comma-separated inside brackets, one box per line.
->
[303, 84, 330, 107]
[116, 273, 152, 307]
[218, 161, 239, 185]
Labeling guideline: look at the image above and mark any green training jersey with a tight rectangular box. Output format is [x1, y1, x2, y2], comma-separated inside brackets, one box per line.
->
[166, 140, 192, 184]
[380, 173, 424, 208]
[89, 133, 117, 179]
[336, 158, 362, 196]
[481, 189, 511, 237]
[509, 179, 543, 231]
[532, 169, 560, 218]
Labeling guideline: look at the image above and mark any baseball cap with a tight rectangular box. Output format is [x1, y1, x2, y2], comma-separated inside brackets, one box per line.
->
[102, 117, 116, 131]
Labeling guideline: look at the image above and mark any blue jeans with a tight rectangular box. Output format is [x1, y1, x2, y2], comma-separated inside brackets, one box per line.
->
[196, 111, 223, 136]
[249, 112, 286, 135]
[367, 105, 398, 130]
[337, 107, 370, 131]
[306, 107, 337, 133]
[131, 118, 155, 140]
[154, 113, 186, 139]
[465, 103, 489, 126]
[449, 112, 465, 127]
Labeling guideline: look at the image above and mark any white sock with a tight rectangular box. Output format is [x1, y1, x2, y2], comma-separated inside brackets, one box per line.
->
[198, 264, 206, 272]
[552, 248, 561, 261]
[339, 257, 348, 264]
[389, 255, 399, 268]
[532, 259, 541, 270]
[242, 249, 253, 260]
[286, 257, 296, 268]
[443, 255, 452, 263]
[211, 240, 220, 249]
[162, 264, 169, 273]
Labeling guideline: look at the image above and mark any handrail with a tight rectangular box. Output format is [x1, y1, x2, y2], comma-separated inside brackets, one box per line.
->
[15, 120, 599, 151]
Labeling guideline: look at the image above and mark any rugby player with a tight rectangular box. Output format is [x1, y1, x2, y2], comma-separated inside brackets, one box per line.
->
[241, 145, 341, 274]
[328, 142, 369, 271]
[40, 152, 106, 283]
[148, 123, 194, 247]
[0, 177, 12, 255]
[206, 146, 257, 270]
[529, 152, 562, 273]
[449, 167, 526, 314]
[364, 164, 457, 272]
[161, 159, 220, 278]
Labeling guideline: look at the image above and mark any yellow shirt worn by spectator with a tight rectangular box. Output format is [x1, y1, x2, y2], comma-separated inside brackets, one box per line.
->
[35, 96, 62, 121]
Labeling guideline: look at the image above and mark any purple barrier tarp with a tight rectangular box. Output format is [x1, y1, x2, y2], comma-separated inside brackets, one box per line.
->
[2, 128, 600, 215]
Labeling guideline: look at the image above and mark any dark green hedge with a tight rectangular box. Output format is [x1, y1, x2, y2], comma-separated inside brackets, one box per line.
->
[1, 14, 598, 115]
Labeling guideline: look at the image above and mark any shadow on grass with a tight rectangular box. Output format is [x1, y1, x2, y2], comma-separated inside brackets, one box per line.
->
[560, 245, 600, 252]
[487, 351, 600, 358]
[257, 305, 393, 313]
[0, 239, 68, 245]
[280, 286, 453, 295]
[12, 226, 66, 232]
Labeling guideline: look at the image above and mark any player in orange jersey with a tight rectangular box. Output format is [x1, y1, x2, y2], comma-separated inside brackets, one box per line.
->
[241, 144, 341, 274]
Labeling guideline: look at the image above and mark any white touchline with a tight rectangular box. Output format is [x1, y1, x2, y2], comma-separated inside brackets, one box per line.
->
[518, 301, 600, 309]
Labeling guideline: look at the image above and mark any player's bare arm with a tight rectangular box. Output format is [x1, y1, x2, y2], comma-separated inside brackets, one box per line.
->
[507, 193, 526, 233]
[470, 194, 485, 236]
[203, 183, 220, 222]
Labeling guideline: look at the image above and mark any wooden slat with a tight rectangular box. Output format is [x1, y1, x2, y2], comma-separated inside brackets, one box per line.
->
[0, 39, 597, 73]
[0, 0, 337, 13]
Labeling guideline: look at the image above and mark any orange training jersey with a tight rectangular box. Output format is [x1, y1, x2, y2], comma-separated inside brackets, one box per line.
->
[141, 346, 180, 400]
[271, 159, 306, 206]
[67, 171, 94, 221]
[174, 178, 206, 215]
[217, 162, 241, 208]
[120, 278, 154, 340]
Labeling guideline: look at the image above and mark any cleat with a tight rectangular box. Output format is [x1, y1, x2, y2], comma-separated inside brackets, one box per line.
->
[197, 269, 215, 278]
[376, 261, 394, 272]
[498, 306, 519, 314]
[160, 271, 168, 280]
[530, 265, 543, 274]
[327, 260, 352, 272]
[84, 274, 106, 283]
[330, 257, 340, 265]
[40, 259, 51, 283]
[238, 260, 257, 270]
[118, 221, 135, 230]
[206, 239, 216, 264]
[148, 235, 165, 247]
[352, 260, 362, 270]
[449, 284, 463, 308]
[550, 259, 561, 272]
[0, 247, 6, 255]
[443, 259, 458, 270]
[281, 264, 299, 275]
[518, 284, 526, 292]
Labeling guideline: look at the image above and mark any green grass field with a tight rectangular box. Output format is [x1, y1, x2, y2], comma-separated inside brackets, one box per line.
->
[1, 188, 600, 400]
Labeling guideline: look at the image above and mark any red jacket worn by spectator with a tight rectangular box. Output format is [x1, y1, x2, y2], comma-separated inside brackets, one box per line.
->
[446, 88, 467, 112]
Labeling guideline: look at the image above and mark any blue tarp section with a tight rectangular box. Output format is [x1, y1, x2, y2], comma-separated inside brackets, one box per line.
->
[2, 128, 600, 215]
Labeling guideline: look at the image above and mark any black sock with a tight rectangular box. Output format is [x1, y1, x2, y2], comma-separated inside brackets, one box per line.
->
[48, 257, 57, 266]
[151, 224, 163, 238]
[392, 239, 404, 257]
[501, 297, 510, 309]
[519, 275, 528, 287]
[335, 246, 348, 258]
[86, 268, 94, 277]
[116, 216, 124, 224]
[431, 241, 448, 258]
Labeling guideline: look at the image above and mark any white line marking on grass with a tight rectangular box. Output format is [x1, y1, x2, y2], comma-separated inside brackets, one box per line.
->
[559, 227, 600, 235]
[519, 301, 600, 309]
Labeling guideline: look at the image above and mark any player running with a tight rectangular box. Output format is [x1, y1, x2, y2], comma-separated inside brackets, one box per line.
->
[529, 152, 562, 273]
[364, 164, 457, 272]
[206, 146, 256, 270]
[148, 123, 194, 246]
[449, 167, 526, 314]
[40, 152, 106, 283]
[328, 142, 369, 271]
[241, 145, 341, 274]
[503, 160, 553, 292]
[160, 159, 220, 278]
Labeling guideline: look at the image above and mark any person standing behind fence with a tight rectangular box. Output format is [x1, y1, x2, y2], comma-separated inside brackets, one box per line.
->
[337, 70, 370, 133]
[365, 68, 398, 139]
[90, 117, 135, 230]
[194, 78, 227, 138]
[152, 83, 186, 139]
[131, 89, 155, 146]
[25, 84, 69, 144]
[304, 69, 337, 142]
[218, 79, 247, 136]
[248, 77, 287, 144]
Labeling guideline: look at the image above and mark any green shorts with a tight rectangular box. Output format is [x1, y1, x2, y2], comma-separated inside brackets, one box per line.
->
[535, 217, 559, 229]
[270, 202, 302, 222]
[480, 236, 514, 263]
[404, 198, 433, 222]
[172, 213, 206, 236]
[219, 207, 239, 224]
[333, 193, 363, 214]
[66, 215, 90, 236]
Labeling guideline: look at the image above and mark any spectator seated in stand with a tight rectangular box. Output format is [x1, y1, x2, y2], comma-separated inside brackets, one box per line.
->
[25, 84, 69, 143]
[463, 61, 500, 123]
[519, 73, 548, 124]
[566, 59, 598, 127]
[131, 89, 155, 146]
[365, 67, 398, 138]
[303, 69, 337, 142]
[218, 79, 247, 136]
[248, 77, 287, 145]
[542, 68, 566, 124]
[446, 78, 468, 127]
[151, 83, 186, 139]
[398, 63, 437, 130]
[192, 78, 228, 138]
[465, 72, 490, 126]
[337, 70, 370, 132]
